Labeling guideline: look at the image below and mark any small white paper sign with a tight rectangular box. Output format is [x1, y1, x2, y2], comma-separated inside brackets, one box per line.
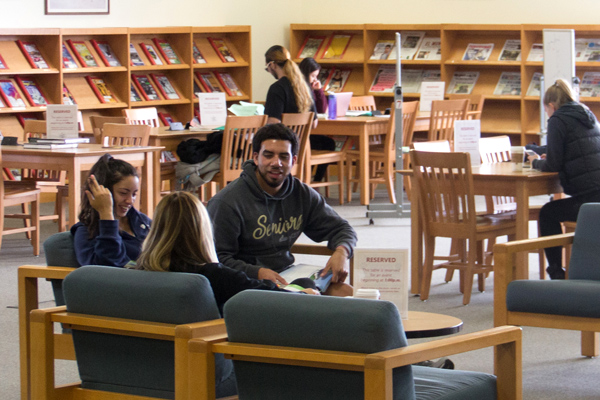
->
[419, 81, 445, 112]
[454, 119, 481, 166]
[198, 92, 227, 126]
[353, 249, 409, 319]
[46, 105, 78, 139]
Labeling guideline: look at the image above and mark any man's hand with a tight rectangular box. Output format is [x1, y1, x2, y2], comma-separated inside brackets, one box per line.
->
[85, 174, 114, 220]
[258, 267, 288, 285]
[321, 247, 349, 283]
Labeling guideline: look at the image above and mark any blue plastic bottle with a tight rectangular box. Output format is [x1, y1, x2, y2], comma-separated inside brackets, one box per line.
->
[327, 94, 337, 120]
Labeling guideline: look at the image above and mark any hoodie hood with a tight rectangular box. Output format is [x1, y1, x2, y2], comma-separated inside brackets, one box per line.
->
[240, 159, 296, 200]
[554, 101, 597, 129]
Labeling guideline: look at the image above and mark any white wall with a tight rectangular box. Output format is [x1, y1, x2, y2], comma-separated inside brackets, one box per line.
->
[4, 0, 600, 101]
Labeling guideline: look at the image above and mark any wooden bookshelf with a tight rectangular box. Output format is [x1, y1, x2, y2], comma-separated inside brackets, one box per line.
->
[0, 26, 251, 136]
[292, 23, 600, 145]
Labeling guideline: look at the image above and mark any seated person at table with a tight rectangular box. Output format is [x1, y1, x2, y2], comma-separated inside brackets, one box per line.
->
[207, 123, 357, 296]
[72, 154, 151, 267]
[132, 191, 318, 312]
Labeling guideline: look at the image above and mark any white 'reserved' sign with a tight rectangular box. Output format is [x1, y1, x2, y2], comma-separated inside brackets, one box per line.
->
[46, 104, 78, 138]
[454, 119, 481, 166]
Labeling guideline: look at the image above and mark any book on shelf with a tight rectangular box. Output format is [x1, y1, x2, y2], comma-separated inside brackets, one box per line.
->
[493, 71, 521, 95]
[161, 150, 177, 162]
[526, 72, 542, 96]
[0, 53, 7, 69]
[208, 37, 236, 63]
[152, 38, 182, 65]
[130, 83, 143, 102]
[462, 43, 494, 61]
[583, 41, 600, 62]
[192, 42, 207, 64]
[90, 40, 121, 67]
[297, 36, 326, 59]
[498, 39, 521, 61]
[214, 71, 243, 97]
[323, 67, 351, 93]
[398, 31, 425, 60]
[414, 38, 441, 60]
[402, 69, 423, 93]
[16, 114, 37, 127]
[317, 67, 331, 87]
[139, 43, 163, 65]
[85, 76, 118, 103]
[29, 137, 89, 144]
[62, 44, 78, 69]
[447, 71, 479, 94]
[575, 39, 592, 62]
[580, 71, 600, 97]
[23, 142, 78, 149]
[369, 65, 396, 93]
[157, 112, 175, 126]
[129, 43, 145, 66]
[16, 40, 49, 69]
[321, 34, 352, 60]
[150, 73, 180, 100]
[195, 71, 224, 93]
[422, 69, 441, 82]
[15, 76, 49, 106]
[132, 74, 160, 101]
[527, 43, 544, 62]
[67, 40, 99, 68]
[62, 84, 76, 105]
[0, 79, 27, 107]
[370, 39, 395, 60]
[193, 77, 205, 95]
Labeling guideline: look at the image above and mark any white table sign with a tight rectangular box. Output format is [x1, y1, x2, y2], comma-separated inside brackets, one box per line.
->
[454, 119, 481, 166]
[353, 249, 409, 319]
[198, 92, 227, 126]
[45, 104, 78, 138]
[419, 81, 445, 112]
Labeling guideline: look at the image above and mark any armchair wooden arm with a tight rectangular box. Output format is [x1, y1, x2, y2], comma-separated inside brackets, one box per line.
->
[189, 326, 522, 400]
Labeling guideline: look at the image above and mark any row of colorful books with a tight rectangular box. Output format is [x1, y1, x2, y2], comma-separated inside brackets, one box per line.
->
[0, 37, 239, 71]
[0, 77, 50, 108]
[192, 71, 244, 97]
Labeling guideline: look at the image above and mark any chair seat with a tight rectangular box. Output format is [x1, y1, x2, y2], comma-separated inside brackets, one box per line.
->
[507, 280, 600, 318]
[4, 187, 40, 201]
[413, 366, 496, 400]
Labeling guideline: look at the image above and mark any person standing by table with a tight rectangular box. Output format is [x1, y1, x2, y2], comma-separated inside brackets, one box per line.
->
[529, 79, 600, 279]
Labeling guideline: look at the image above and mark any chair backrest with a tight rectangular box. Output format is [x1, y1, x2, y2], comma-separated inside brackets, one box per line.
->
[63, 266, 229, 398]
[411, 150, 477, 238]
[428, 99, 469, 141]
[568, 203, 600, 280]
[400, 101, 419, 149]
[447, 94, 485, 119]
[90, 115, 128, 143]
[281, 112, 314, 181]
[21, 120, 66, 184]
[219, 115, 268, 184]
[23, 120, 47, 139]
[224, 290, 414, 400]
[43, 231, 80, 306]
[101, 123, 151, 147]
[123, 107, 160, 127]
[479, 135, 516, 213]
[411, 140, 451, 152]
[349, 95, 376, 111]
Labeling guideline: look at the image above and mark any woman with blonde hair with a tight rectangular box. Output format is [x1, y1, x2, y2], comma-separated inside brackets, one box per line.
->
[134, 191, 317, 311]
[264, 45, 318, 128]
[530, 78, 600, 279]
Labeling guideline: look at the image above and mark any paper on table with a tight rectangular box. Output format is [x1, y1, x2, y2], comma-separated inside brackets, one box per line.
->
[228, 101, 265, 116]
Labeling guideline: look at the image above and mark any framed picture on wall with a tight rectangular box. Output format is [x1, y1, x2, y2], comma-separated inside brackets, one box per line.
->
[45, 0, 110, 15]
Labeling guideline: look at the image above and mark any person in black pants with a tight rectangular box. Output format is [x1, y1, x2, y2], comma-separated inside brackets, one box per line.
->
[529, 79, 600, 279]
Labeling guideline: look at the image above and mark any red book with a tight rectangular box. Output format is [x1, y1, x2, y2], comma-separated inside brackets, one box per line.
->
[62, 84, 76, 105]
[16, 40, 49, 69]
[0, 95, 6, 108]
[67, 40, 99, 68]
[0, 53, 8, 69]
[152, 38, 181, 65]
[297, 36, 326, 59]
[195, 71, 223, 93]
[150, 73, 180, 100]
[85, 76, 118, 103]
[0, 79, 27, 107]
[213, 71, 243, 97]
[132, 74, 160, 101]
[130, 83, 143, 102]
[208, 37, 236, 63]
[192, 42, 207, 64]
[157, 112, 175, 126]
[139, 43, 163, 66]
[90, 40, 121, 67]
[15, 76, 49, 106]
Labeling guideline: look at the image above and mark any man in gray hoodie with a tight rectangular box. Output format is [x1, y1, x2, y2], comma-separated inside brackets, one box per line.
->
[207, 123, 357, 295]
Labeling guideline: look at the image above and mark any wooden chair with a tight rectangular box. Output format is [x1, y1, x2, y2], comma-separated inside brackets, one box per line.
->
[190, 290, 522, 400]
[411, 150, 517, 304]
[494, 203, 600, 359]
[346, 101, 418, 204]
[89, 115, 127, 143]
[348, 95, 376, 111]
[202, 115, 267, 201]
[448, 93, 486, 120]
[427, 99, 469, 141]
[281, 112, 314, 183]
[100, 122, 150, 147]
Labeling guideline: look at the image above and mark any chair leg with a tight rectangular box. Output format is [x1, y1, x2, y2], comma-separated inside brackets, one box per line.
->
[385, 163, 396, 204]
[462, 239, 477, 305]
[581, 331, 600, 357]
[338, 160, 344, 205]
[324, 168, 331, 198]
[420, 235, 436, 301]
[477, 240, 486, 293]
[31, 196, 40, 256]
[22, 203, 32, 240]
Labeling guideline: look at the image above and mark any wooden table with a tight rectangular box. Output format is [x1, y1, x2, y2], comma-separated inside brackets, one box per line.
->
[313, 116, 389, 205]
[406, 162, 561, 294]
[2, 144, 163, 223]
[404, 311, 463, 339]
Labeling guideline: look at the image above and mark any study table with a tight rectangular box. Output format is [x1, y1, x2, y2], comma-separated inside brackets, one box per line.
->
[404, 162, 562, 295]
[404, 311, 463, 339]
[313, 116, 389, 205]
[1, 144, 163, 223]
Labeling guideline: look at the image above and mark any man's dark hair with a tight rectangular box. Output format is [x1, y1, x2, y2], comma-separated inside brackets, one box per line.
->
[252, 123, 299, 156]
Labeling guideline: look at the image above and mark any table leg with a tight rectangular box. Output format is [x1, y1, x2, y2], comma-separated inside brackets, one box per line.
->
[515, 181, 530, 279]
[152, 146, 162, 215]
[144, 151, 156, 218]
[67, 161, 80, 228]
[410, 175, 421, 295]
[359, 129, 370, 205]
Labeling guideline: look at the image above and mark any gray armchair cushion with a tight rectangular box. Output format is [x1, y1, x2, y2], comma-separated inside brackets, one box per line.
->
[43, 231, 80, 307]
[63, 266, 234, 399]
